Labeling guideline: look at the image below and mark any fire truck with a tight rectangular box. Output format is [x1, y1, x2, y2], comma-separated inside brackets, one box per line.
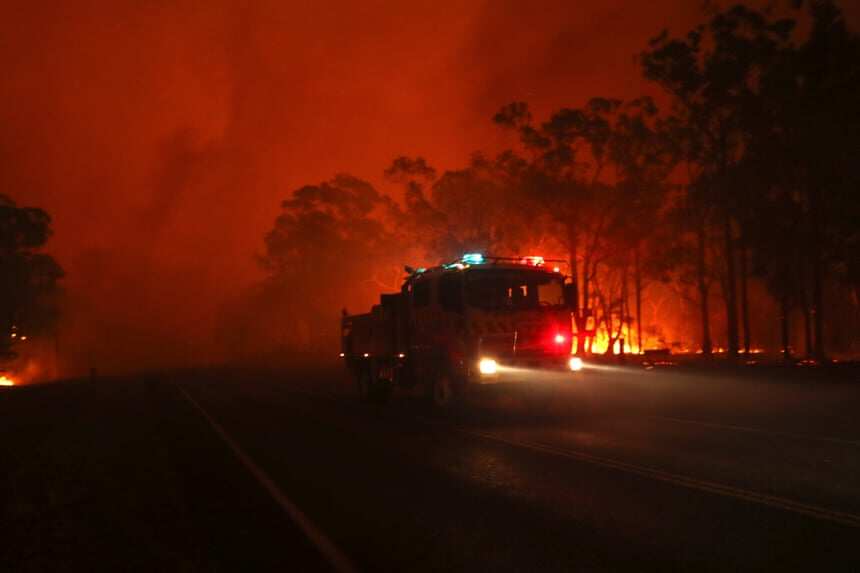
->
[340, 253, 584, 405]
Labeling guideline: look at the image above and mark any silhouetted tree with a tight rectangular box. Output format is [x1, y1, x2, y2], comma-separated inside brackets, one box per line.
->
[245, 1, 860, 361]
[607, 98, 676, 352]
[728, 0, 860, 359]
[642, 5, 795, 357]
[257, 174, 403, 352]
[387, 153, 543, 263]
[0, 195, 63, 360]
[494, 97, 676, 354]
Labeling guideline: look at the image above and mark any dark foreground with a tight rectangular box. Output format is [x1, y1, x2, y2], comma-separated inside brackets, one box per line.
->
[2, 364, 860, 572]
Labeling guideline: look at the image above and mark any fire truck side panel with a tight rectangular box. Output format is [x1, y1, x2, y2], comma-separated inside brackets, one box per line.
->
[408, 272, 468, 383]
[341, 255, 579, 399]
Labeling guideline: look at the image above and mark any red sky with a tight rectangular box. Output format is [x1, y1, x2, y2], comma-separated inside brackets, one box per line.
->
[2, 1, 857, 372]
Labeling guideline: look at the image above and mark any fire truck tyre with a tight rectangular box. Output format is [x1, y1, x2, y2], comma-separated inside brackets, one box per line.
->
[431, 372, 454, 407]
[369, 380, 392, 404]
[357, 368, 372, 401]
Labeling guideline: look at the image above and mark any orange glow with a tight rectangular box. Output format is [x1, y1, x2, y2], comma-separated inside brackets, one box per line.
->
[9, 3, 855, 372]
[0, 375, 15, 386]
[574, 321, 669, 356]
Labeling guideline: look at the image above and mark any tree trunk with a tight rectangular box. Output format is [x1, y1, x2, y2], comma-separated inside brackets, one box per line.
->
[634, 247, 643, 354]
[622, 262, 630, 355]
[812, 241, 826, 362]
[808, 183, 826, 362]
[568, 224, 579, 309]
[780, 292, 791, 362]
[582, 258, 590, 319]
[723, 212, 739, 356]
[605, 313, 615, 356]
[739, 240, 751, 354]
[696, 224, 712, 355]
[801, 287, 813, 358]
[585, 295, 594, 354]
[568, 226, 583, 354]
[584, 261, 599, 354]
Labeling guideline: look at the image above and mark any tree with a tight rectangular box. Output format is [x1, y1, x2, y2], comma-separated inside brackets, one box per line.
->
[730, 0, 860, 360]
[607, 97, 676, 353]
[256, 174, 403, 353]
[0, 195, 63, 360]
[494, 98, 675, 354]
[642, 5, 796, 357]
[779, 0, 860, 360]
[386, 153, 543, 263]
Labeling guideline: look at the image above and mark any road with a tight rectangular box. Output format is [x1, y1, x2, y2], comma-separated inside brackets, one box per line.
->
[3, 363, 860, 571]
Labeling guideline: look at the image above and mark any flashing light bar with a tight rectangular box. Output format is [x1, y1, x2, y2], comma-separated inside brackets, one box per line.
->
[459, 253, 564, 266]
[520, 256, 545, 266]
[426, 253, 568, 274]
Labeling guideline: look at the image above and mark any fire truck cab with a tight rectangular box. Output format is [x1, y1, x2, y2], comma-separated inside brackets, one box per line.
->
[341, 253, 583, 405]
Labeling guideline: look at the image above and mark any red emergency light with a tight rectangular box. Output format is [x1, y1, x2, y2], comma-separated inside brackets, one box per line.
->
[520, 256, 545, 267]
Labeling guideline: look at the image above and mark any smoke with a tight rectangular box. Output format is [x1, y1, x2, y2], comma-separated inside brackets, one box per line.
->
[2, 1, 857, 375]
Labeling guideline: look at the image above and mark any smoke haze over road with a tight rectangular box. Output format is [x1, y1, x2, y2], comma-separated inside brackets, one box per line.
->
[2, 1, 858, 373]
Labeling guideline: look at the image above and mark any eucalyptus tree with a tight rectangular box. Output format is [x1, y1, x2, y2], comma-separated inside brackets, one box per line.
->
[642, 5, 796, 357]
[0, 195, 63, 359]
[779, 0, 860, 359]
[260, 174, 402, 349]
[607, 97, 676, 353]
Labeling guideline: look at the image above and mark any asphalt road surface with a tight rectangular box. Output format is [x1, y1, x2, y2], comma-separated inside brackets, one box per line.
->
[3, 363, 860, 571]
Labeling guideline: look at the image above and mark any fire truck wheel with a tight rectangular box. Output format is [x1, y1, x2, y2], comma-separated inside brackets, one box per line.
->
[431, 372, 453, 407]
[369, 380, 392, 404]
[357, 368, 372, 401]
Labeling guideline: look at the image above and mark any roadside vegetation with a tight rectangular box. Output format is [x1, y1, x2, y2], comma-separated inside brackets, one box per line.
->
[227, 1, 860, 363]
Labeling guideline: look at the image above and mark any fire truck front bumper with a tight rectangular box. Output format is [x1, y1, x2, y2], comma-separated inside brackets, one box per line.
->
[474, 355, 585, 383]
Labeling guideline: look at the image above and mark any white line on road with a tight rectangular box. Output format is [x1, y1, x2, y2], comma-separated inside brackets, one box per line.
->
[453, 426, 860, 529]
[175, 385, 357, 573]
[649, 415, 860, 447]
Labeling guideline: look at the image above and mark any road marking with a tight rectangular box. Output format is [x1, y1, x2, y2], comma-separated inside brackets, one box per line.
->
[176, 385, 357, 573]
[649, 415, 860, 447]
[454, 426, 860, 529]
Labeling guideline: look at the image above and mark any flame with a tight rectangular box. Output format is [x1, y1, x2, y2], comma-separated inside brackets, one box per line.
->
[577, 325, 644, 355]
[0, 375, 15, 386]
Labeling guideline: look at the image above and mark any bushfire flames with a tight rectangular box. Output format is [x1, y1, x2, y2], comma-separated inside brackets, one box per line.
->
[0, 375, 15, 386]
[575, 326, 649, 356]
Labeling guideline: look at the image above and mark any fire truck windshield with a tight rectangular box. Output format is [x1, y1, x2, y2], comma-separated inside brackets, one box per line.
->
[465, 269, 566, 311]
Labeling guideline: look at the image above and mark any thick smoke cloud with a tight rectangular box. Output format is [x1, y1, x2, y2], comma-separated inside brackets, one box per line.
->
[2, 1, 857, 374]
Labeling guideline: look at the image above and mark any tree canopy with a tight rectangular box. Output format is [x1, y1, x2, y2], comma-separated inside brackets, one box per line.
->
[242, 1, 860, 361]
[0, 195, 63, 360]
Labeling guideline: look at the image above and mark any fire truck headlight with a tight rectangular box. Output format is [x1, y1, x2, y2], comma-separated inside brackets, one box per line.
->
[479, 358, 498, 375]
[568, 357, 584, 372]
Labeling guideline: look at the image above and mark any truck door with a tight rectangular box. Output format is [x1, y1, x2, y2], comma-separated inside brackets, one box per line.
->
[438, 271, 466, 365]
